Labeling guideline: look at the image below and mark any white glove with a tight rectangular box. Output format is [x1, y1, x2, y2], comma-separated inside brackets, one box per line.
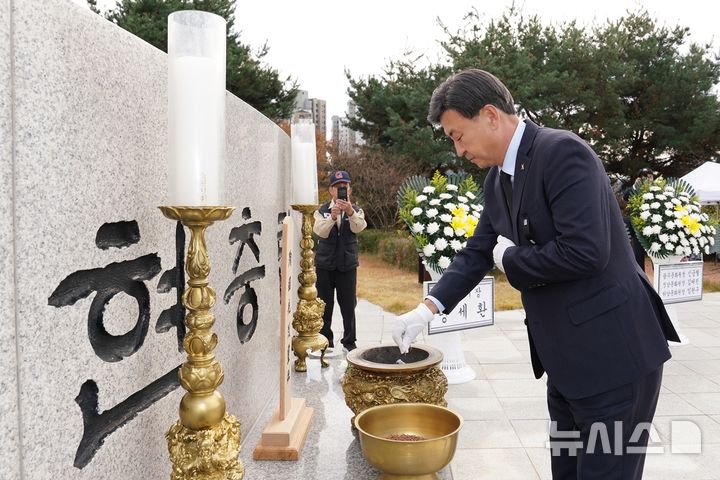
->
[493, 235, 515, 273]
[392, 303, 435, 354]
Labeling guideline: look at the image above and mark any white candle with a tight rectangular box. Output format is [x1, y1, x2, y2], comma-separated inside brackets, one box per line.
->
[167, 11, 226, 206]
[291, 120, 318, 205]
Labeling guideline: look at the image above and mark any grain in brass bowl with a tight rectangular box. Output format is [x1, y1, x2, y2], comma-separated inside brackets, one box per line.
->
[354, 402, 462, 480]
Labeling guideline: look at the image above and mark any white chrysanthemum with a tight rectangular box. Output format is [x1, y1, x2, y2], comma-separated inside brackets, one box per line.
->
[639, 211, 651, 220]
[458, 203, 470, 212]
[649, 186, 661, 192]
[438, 256, 451, 269]
[444, 226, 454, 237]
[642, 193, 654, 200]
[650, 242, 661, 252]
[472, 211, 481, 218]
[671, 198, 681, 205]
[656, 194, 667, 201]
[466, 192, 476, 199]
[678, 230, 685, 238]
[658, 234, 669, 243]
[680, 238, 690, 246]
[435, 238, 449, 250]
[665, 221, 676, 230]
[471, 204, 481, 211]
[439, 193, 452, 199]
[665, 210, 674, 217]
[665, 243, 675, 251]
[699, 237, 707, 247]
[422, 186, 435, 194]
[439, 213, 452, 223]
[684, 246, 692, 256]
[670, 234, 679, 243]
[429, 198, 441, 206]
[664, 202, 674, 210]
[444, 203, 456, 211]
[450, 239, 463, 251]
[415, 194, 427, 202]
[675, 219, 684, 228]
[650, 202, 660, 209]
[651, 214, 662, 223]
[652, 225, 662, 235]
[689, 236, 698, 246]
[710, 236, 715, 246]
[426, 222, 440, 235]
[640, 204, 650, 210]
[422, 244, 436, 257]
[446, 184, 458, 191]
[411, 207, 422, 216]
[411, 222, 424, 233]
[426, 208, 438, 218]
[457, 195, 468, 203]
[642, 226, 653, 236]
[454, 228, 466, 237]
[675, 246, 685, 255]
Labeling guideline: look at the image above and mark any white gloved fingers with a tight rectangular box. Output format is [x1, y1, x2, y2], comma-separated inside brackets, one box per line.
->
[393, 303, 436, 353]
[493, 235, 515, 273]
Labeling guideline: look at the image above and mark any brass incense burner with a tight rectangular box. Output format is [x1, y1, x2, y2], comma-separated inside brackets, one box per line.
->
[342, 345, 447, 424]
[355, 403, 463, 480]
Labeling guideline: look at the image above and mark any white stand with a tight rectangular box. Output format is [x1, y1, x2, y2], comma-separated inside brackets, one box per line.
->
[424, 264, 476, 384]
[651, 255, 690, 346]
[428, 331, 476, 384]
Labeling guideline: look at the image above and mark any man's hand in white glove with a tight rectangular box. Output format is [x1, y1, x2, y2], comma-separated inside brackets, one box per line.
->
[392, 302, 435, 354]
[493, 235, 515, 273]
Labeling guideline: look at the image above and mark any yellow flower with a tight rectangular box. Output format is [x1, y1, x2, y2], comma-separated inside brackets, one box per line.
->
[682, 215, 701, 235]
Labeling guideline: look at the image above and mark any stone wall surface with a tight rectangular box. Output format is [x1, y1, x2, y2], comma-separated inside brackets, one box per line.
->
[2, 1, 291, 477]
[1, 0, 20, 478]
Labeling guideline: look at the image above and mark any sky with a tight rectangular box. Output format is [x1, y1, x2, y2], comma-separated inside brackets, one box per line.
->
[76, 0, 719, 138]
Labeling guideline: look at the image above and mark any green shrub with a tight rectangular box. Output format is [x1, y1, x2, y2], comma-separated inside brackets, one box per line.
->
[358, 229, 386, 254]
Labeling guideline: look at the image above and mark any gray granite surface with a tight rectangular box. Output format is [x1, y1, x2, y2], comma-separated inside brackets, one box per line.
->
[241, 355, 452, 480]
[3, 0, 291, 478]
[0, 1, 19, 479]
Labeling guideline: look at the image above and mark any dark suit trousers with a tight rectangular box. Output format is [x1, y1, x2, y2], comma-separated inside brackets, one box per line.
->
[316, 268, 357, 348]
[548, 366, 663, 479]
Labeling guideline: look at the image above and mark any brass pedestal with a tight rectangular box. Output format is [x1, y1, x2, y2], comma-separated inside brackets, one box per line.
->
[290, 204, 329, 372]
[160, 206, 244, 480]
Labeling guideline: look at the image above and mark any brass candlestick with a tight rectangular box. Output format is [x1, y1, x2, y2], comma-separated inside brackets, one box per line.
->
[159, 206, 244, 480]
[291, 204, 329, 372]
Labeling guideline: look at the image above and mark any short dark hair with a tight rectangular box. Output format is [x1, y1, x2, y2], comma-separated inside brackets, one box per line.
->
[637, 168, 654, 178]
[427, 69, 516, 126]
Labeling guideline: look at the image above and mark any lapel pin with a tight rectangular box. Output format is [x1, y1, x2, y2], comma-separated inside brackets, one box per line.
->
[521, 164, 525, 170]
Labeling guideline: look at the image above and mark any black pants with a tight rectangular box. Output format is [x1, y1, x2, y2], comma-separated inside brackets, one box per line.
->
[316, 268, 357, 348]
[548, 366, 663, 479]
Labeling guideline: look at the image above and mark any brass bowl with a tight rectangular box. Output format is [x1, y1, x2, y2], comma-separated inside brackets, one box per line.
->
[354, 402, 463, 480]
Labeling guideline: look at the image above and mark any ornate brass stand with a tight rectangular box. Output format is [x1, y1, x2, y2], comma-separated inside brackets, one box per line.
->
[159, 206, 244, 480]
[290, 204, 329, 372]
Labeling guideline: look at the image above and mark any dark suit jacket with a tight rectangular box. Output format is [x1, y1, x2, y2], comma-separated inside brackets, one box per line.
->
[430, 120, 679, 399]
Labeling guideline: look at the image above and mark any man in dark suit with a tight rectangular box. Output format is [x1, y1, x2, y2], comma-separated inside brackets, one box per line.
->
[392, 69, 679, 479]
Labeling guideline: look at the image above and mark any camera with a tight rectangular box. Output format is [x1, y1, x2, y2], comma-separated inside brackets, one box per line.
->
[337, 185, 348, 201]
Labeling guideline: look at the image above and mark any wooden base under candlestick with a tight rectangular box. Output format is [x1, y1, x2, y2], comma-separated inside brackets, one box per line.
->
[159, 206, 244, 480]
[290, 204, 329, 372]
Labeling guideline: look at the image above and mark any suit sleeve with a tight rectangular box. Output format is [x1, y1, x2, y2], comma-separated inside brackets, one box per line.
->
[503, 137, 612, 290]
[427, 203, 497, 313]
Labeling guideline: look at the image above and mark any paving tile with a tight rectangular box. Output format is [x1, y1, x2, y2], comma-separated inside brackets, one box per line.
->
[450, 448, 539, 480]
[680, 393, 720, 415]
[456, 419, 522, 449]
[524, 447, 553, 480]
[510, 419, 550, 448]
[446, 379, 495, 398]
[655, 393, 704, 416]
[489, 378, 547, 398]
[482, 363, 540, 380]
[447, 397, 506, 421]
[662, 373, 720, 394]
[499, 397, 550, 420]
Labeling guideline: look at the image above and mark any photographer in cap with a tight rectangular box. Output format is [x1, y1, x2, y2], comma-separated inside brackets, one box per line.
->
[313, 170, 367, 352]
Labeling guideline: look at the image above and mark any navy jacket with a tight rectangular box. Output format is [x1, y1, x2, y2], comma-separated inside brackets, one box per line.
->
[430, 120, 679, 399]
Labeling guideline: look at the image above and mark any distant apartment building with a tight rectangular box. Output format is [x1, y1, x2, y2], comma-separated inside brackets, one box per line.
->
[333, 101, 364, 154]
[292, 90, 326, 136]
